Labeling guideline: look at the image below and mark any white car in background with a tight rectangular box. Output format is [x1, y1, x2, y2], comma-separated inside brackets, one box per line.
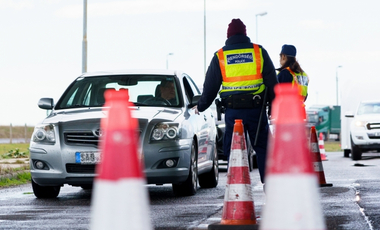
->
[346, 100, 380, 160]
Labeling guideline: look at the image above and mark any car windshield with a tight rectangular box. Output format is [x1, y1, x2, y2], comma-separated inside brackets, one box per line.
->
[306, 113, 319, 123]
[54, 75, 181, 109]
[357, 102, 380, 115]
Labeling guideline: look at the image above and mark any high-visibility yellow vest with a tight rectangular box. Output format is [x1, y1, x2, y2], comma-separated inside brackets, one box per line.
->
[286, 67, 309, 101]
[217, 44, 265, 96]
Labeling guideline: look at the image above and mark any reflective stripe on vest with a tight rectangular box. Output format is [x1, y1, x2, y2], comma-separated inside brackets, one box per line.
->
[286, 67, 309, 101]
[217, 44, 265, 95]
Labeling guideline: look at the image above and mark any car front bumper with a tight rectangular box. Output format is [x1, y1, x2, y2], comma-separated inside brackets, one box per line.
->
[351, 130, 380, 150]
[30, 138, 193, 187]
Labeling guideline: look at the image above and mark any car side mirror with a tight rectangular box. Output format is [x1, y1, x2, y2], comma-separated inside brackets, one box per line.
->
[38, 98, 54, 110]
[345, 111, 354, 118]
[188, 95, 201, 108]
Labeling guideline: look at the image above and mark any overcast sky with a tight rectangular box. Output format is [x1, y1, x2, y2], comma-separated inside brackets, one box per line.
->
[1, 0, 379, 126]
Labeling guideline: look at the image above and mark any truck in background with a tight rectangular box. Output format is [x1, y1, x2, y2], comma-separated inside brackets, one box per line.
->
[306, 105, 341, 141]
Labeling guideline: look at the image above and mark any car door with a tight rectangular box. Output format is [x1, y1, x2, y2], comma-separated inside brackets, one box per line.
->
[183, 75, 214, 166]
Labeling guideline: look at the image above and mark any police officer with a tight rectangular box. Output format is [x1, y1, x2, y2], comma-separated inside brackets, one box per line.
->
[277, 44, 309, 117]
[193, 18, 277, 184]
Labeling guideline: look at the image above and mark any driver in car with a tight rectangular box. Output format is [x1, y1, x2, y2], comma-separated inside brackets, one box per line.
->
[159, 80, 177, 105]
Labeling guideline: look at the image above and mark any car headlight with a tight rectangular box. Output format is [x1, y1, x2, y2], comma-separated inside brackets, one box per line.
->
[151, 123, 179, 141]
[354, 120, 367, 127]
[32, 124, 56, 144]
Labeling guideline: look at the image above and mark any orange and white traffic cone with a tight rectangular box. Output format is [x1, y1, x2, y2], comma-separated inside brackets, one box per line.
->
[310, 127, 333, 187]
[319, 132, 328, 161]
[209, 119, 258, 229]
[261, 84, 326, 230]
[90, 89, 153, 230]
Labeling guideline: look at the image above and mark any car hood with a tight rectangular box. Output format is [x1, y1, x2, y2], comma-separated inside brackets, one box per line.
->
[41, 107, 183, 124]
[354, 114, 380, 122]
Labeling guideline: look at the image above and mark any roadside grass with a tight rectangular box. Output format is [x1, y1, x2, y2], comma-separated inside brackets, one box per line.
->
[0, 143, 30, 159]
[324, 141, 342, 152]
[0, 143, 30, 188]
[0, 165, 29, 174]
[0, 172, 31, 188]
[0, 164, 30, 188]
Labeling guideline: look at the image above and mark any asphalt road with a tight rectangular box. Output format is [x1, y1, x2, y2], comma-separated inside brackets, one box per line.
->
[0, 151, 379, 229]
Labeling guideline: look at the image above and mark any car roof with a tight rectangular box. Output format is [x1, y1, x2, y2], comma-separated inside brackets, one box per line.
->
[360, 100, 380, 104]
[79, 69, 185, 78]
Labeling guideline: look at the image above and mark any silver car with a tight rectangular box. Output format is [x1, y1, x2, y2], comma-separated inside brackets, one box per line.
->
[30, 70, 219, 198]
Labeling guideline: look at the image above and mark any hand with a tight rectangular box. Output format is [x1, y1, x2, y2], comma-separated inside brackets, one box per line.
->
[192, 105, 200, 115]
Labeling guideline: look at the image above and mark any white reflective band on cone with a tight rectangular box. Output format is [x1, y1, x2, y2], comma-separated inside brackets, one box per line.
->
[261, 174, 326, 230]
[223, 184, 254, 202]
[229, 149, 248, 167]
[313, 162, 324, 172]
[90, 179, 152, 230]
[311, 142, 319, 152]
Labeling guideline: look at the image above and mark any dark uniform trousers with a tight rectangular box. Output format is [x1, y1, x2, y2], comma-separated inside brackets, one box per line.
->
[223, 107, 269, 183]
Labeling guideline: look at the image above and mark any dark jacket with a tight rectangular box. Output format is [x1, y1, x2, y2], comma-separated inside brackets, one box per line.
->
[277, 69, 294, 83]
[197, 34, 278, 112]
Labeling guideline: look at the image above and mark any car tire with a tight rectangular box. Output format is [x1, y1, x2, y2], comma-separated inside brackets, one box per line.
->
[351, 137, 362, 160]
[199, 142, 219, 188]
[81, 185, 93, 190]
[32, 180, 60, 198]
[172, 142, 198, 196]
[343, 149, 350, 158]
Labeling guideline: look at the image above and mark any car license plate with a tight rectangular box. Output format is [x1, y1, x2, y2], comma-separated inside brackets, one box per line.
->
[75, 152, 101, 164]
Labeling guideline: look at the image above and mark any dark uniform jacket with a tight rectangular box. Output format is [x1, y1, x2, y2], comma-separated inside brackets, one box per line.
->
[277, 68, 294, 83]
[197, 34, 278, 112]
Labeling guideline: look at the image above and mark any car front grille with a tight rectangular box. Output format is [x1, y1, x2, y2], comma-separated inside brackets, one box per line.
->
[64, 131, 99, 146]
[66, 164, 96, 173]
[63, 129, 143, 147]
[366, 122, 380, 130]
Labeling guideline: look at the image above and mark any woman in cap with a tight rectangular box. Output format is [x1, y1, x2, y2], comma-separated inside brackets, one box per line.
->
[277, 44, 309, 104]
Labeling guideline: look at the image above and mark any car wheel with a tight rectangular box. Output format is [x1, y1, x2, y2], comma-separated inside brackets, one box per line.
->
[32, 180, 60, 198]
[172, 142, 198, 196]
[343, 149, 350, 158]
[351, 137, 362, 160]
[199, 141, 219, 188]
[81, 185, 93, 190]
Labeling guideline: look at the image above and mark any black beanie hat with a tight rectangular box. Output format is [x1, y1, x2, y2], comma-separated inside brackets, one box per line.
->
[227, 19, 246, 38]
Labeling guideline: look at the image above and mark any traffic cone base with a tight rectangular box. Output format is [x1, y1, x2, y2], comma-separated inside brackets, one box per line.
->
[262, 175, 326, 229]
[91, 180, 151, 230]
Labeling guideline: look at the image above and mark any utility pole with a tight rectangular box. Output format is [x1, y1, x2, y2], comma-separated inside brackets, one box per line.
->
[255, 12, 267, 43]
[82, 0, 87, 73]
[204, 0, 206, 76]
